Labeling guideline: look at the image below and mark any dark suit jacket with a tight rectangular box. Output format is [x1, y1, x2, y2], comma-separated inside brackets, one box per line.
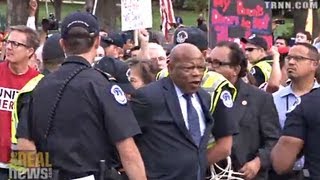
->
[231, 79, 281, 179]
[131, 77, 214, 180]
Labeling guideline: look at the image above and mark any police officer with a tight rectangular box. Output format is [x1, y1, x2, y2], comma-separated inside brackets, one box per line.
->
[94, 56, 135, 96]
[241, 35, 273, 87]
[27, 12, 146, 180]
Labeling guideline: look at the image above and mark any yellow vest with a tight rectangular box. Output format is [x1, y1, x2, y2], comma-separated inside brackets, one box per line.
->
[156, 69, 237, 113]
[156, 69, 169, 80]
[253, 60, 273, 82]
[11, 74, 44, 145]
[201, 71, 236, 114]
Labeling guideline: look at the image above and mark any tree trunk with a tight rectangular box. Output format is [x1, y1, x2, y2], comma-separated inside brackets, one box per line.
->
[84, 0, 94, 13]
[293, 9, 308, 34]
[311, 10, 319, 39]
[53, 0, 62, 22]
[95, 0, 118, 31]
[6, 0, 29, 27]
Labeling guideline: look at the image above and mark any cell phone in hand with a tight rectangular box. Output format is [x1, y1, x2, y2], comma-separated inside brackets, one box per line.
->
[274, 19, 285, 25]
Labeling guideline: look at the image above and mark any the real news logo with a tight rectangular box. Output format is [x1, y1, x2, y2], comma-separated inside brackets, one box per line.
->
[265, 0, 319, 10]
[9, 151, 53, 180]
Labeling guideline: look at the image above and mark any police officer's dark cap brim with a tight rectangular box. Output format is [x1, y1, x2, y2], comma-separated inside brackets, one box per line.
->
[61, 12, 99, 39]
[100, 33, 125, 48]
[240, 37, 268, 51]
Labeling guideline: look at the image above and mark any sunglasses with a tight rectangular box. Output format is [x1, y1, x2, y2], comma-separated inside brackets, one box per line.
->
[245, 47, 258, 52]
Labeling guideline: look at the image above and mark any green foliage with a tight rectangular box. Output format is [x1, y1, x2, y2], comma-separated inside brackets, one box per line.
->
[273, 18, 294, 39]
[195, 0, 208, 12]
[182, 0, 208, 12]
[183, 0, 197, 10]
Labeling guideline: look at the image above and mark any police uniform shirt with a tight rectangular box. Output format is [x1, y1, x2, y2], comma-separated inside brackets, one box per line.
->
[30, 56, 141, 174]
[211, 85, 238, 139]
[283, 88, 320, 178]
[16, 93, 32, 140]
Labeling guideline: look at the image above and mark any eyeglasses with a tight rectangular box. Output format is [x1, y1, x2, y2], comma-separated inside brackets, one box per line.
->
[5, 40, 28, 49]
[285, 55, 317, 62]
[206, 58, 233, 68]
[151, 56, 166, 61]
[245, 47, 258, 52]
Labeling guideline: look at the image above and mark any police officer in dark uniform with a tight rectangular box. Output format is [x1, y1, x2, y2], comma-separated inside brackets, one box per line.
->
[94, 56, 135, 96]
[28, 12, 147, 180]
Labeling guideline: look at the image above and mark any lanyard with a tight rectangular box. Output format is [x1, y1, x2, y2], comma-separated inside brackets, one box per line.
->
[286, 96, 289, 111]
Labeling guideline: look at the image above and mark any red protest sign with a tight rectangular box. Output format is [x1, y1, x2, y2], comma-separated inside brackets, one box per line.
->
[209, 0, 273, 48]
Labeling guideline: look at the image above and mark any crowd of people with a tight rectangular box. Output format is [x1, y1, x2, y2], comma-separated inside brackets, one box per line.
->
[1, 1, 320, 180]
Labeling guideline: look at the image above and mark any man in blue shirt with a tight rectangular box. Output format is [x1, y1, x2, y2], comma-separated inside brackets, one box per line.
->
[272, 42, 320, 179]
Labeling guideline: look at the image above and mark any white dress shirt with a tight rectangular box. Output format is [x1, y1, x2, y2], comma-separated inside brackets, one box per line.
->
[174, 84, 206, 136]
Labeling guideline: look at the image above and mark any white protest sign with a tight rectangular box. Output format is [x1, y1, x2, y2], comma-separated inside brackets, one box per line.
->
[121, 0, 152, 31]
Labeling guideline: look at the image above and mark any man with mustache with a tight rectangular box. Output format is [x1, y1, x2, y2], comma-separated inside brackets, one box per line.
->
[131, 43, 236, 180]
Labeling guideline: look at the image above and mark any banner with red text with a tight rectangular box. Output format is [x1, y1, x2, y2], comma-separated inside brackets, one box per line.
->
[209, 0, 272, 48]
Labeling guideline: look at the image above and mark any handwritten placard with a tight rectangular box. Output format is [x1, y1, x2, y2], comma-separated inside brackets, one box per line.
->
[121, 0, 153, 31]
[209, 0, 272, 48]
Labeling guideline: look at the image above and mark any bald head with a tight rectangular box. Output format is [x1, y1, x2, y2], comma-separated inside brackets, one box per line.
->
[168, 43, 205, 94]
[170, 43, 203, 64]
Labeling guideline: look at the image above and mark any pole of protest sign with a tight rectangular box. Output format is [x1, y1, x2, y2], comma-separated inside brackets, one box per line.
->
[45, 0, 49, 17]
[305, 0, 313, 36]
[93, 0, 98, 15]
[134, 30, 139, 46]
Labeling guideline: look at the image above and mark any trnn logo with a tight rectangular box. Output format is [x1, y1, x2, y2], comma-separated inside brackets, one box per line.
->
[9, 151, 53, 180]
[265, 0, 319, 10]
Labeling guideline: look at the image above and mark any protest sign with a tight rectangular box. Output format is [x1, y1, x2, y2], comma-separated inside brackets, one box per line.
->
[209, 0, 273, 48]
[121, 0, 153, 31]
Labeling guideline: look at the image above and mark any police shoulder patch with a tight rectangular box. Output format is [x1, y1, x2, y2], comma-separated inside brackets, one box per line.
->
[111, 85, 127, 105]
[250, 67, 256, 75]
[287, 97, 301, 113]
[220, 90, 233, 108]
[176, 30, 188, 43]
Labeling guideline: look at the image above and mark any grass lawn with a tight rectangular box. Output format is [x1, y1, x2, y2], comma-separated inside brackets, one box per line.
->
[0, 1, 294, 37]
